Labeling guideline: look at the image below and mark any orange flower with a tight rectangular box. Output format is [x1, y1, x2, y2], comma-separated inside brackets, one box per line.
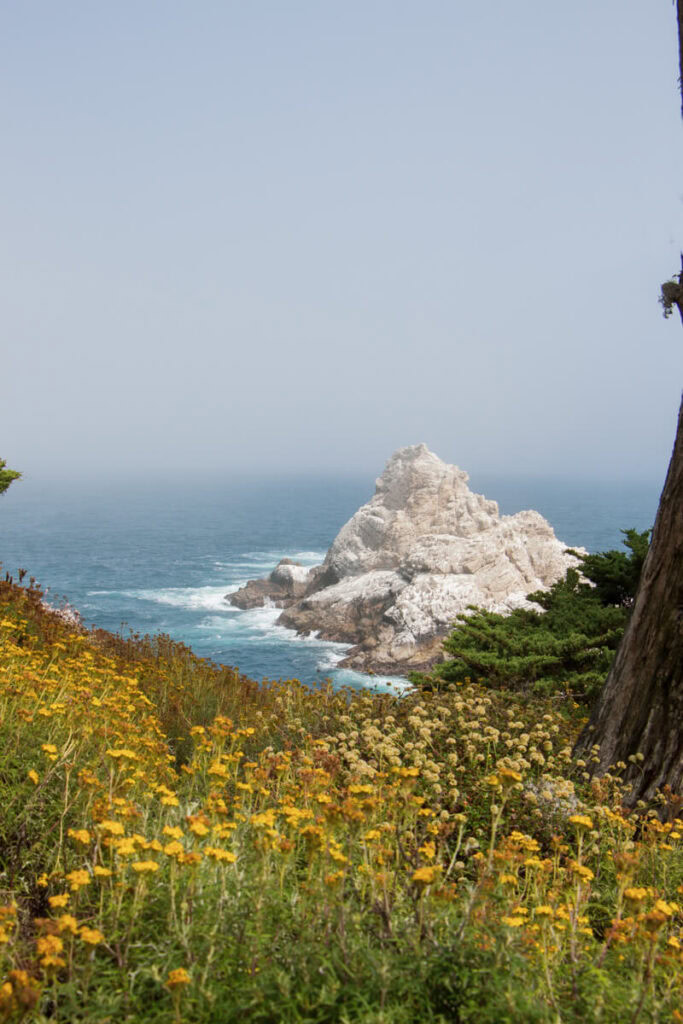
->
[166, 968, 191, 989]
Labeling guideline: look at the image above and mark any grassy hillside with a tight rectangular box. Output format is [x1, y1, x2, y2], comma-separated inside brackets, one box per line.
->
[0, 577, 680, 1022]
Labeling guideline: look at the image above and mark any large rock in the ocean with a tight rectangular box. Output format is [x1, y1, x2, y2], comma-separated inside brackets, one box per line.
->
[229, 445, 583, 673]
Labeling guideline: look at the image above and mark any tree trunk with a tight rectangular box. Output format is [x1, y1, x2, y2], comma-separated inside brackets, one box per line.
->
[573, 395, 683, 806]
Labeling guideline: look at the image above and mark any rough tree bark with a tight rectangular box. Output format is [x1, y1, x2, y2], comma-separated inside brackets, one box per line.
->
[573, 398, 682, 805]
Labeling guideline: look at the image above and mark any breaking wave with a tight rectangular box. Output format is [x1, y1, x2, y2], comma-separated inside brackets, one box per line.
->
[88, 585, 239, 613]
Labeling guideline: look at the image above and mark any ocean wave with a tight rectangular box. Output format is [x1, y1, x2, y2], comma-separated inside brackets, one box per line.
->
[331, 669, 414, 694]
[214, 549, 325, 569]
[196, 607, 350, 659]
[88, 586, 239, 613]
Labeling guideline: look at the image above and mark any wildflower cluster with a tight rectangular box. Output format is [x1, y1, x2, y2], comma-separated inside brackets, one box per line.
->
[0, 578, 680, 1022]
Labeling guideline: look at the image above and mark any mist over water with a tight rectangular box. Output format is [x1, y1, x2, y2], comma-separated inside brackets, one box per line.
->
[0, 473, 660, 690]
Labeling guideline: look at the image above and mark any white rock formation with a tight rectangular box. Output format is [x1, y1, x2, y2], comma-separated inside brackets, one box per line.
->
[230, 444, 583, 672]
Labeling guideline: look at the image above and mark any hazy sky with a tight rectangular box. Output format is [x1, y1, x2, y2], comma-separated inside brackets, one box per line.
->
[2, 1, 682, 483]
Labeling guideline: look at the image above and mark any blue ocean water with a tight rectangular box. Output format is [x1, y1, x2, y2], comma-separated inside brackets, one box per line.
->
[0, 472, 661, 690]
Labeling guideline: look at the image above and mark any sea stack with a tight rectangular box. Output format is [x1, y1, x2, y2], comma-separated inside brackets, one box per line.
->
[229, 444, 583, 674]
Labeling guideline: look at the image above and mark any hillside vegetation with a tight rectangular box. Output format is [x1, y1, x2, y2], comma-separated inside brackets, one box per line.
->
[0, 576, 681, 1023]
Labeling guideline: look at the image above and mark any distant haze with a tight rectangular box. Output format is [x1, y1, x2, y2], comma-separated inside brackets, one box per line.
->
[1, 1, 681, 485]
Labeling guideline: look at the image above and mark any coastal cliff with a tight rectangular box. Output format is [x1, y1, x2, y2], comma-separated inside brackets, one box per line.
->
[228, 445, 582, 674]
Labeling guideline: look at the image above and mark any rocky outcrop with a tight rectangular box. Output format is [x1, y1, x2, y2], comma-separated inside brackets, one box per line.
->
[230, 558, 315, 609]
[228, 445, 583, 674]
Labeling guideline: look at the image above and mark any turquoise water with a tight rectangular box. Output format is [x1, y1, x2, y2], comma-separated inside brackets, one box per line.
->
[0, 473, 660, 690]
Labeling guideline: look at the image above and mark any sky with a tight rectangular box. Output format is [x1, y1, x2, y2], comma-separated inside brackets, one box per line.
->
[1, 1, 682, 484]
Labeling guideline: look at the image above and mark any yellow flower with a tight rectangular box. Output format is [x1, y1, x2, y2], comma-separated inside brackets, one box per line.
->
[131, 860, 160, 873]
[213, 822, 238, 838]
[412, 866, 440, 885]
[188, 820, 209, 837]
[36, 935, 64, 957]
[162, 825, 184, 840]
[114, 838, 137, 857]
[99, 820, 125, 836]
[179, 851, 202, 867]
[93, 866, 112, 878]
[27, 769, 39, 785]
[568, 861, 594, 882]
[48, 894, 70, 909]
[67, 829, 91, 845]
[79, 926, 104, 945]
[166, 968, 191, 989]
[57, 914, 79, 935]
[569, 814, 593, 831]
[501, 916, 525, 928]
[41, 744, 57, 755]
[364, 830, 381, 841]
[624, 887, 648, 903]
[534, 906, 554, 918]
[204, 847, 237, 863]
[163, 840, 184, 857]
[252, 810, 277, 828]
[65, 869, 91, 891]
[484, 774, 500, 789]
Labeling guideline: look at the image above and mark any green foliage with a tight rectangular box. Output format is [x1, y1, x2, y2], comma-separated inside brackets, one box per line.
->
[566, 528, 650, 608]
[412, 530, 650, 701]
[659, 275, 683, 318]
[0, 459, 21, 497]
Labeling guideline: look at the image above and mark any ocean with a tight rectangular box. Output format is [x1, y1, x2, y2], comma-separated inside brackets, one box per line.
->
[0, 472, 661, 691]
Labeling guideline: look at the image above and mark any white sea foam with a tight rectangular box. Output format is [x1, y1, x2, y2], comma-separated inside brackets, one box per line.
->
[89, 586, 240, 613]
[213, 562, 275, 571]
[216, 549, 324, 566]
[331, 668, 414, 695]
[289, 550, 326, 564]
[315, 648, 347, 670]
